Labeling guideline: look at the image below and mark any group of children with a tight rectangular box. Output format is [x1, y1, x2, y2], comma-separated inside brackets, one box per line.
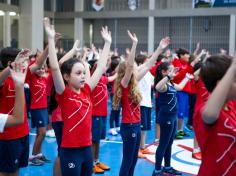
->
[0, 17, 235, 176]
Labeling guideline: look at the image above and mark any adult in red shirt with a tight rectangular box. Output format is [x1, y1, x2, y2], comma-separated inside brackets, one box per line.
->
[194, 54, 236, 176]
[45, 17, 111, 176]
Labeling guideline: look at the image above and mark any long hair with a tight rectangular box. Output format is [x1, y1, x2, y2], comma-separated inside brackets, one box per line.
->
[154, 62, 170, 87]
[112, 61, 142, 110]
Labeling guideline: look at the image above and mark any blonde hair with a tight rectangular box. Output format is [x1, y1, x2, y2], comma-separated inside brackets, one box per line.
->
[112, 61, 142, 110]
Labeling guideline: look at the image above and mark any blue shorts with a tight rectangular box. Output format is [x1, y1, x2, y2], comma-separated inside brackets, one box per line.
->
[140, 106, 152, 131]
[176, 91, 189, 119]
[52, 121, 63, 156]
[92, 116, 107, 142]
[0, 135, 29, 173]
[31, 108, 49, 128]
[60, 146, 93, 176]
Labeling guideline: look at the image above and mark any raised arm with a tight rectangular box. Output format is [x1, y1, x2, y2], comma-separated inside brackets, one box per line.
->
[173, 73, 193, 91]
[59, 40, 80, 66]
[0, 49, 29, 86]
[44, 17, 65, 95]
[87, 26, 111, 91]
[202, 54, 236, 124]
[121, 30, 138, 88]
[137, 37, 170, 81]
[5, 56, 28, 127]
[29, 46, 49, 73]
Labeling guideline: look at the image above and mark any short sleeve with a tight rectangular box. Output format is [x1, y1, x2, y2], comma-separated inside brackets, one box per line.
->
[0, 114, 8, 133]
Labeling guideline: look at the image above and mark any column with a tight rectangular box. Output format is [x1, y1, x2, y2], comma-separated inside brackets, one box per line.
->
[3, 0, 11, 47]
[74, 0, 84, 45]
[19, 0, 44, 51]
[229, 14, 236, 56]
[148, 0, 155, 54]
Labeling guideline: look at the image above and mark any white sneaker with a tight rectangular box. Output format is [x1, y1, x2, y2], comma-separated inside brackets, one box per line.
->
[109, 128, 118, 136]
[46, 129, 56, 138]
[115, 127, 120, 133]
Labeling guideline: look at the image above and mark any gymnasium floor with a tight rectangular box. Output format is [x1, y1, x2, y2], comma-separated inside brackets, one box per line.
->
[20, 100, 199, 176]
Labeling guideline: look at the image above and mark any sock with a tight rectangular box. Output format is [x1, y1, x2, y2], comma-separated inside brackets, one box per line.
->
[36, 153, 42, 157]
[193, 147, 201, 153]
[94, 159, 99, 165]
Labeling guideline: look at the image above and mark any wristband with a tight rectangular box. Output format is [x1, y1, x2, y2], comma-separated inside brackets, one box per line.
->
[166, 75, 171, 80]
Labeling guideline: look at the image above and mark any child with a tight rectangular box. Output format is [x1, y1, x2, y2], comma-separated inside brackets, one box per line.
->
[194, 54, 236, 175]
[27, 46, 52, 166]
[0, 48, 30, 176]
[113, 31, 170, 176]
[89, 58, 117, 174]
[153, 62, 192, 176]
[135, 54, 155, 158]
[44, 17, 111, 176]
[0, 52, 28, 132]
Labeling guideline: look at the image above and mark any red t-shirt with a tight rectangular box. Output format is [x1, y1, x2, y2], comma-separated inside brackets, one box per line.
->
[0, 77, 29, 140]
[171, 58, 194, 93]
[91, 76, 108, 116]
[56, 84, 92, 148]
[194, 79, 209, 111]
[194, 101, 236, 176]
[26, 69, 51, 109]
[46, 70, 53, 97]
[51, 106, 62, 122]
[121, 86, 140, 123]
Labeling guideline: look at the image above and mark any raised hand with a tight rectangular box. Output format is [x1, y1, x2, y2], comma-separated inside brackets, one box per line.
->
[44, 17, 55, 39]
[185, 73, 194, 80]
[13, 49, 30, 69]
[127, 30, 138, 44]
[72, 40, 81, 53]
[10, 61, 28, 86]
[101, 26, 112, 44]
[159, 37, 170, 50]
[55, 32, 62, 43]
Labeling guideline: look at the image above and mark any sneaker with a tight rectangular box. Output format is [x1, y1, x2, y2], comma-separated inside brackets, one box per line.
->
[192, 152, 202, 160]
[138, 150, 146, 158]
[163, 167, 182, 175]
[29, 158, 44, 166]
[185, 125, 193, 131]
[37, 155, 51, 163]
[46, 129, 56, 138]
[175, 131, 183, 139]
[115, 127, 120, 133]
[140, 148, 155, 155]
[109, 128, 118, 136]
[93, 164, 105, 174]
[96, 162, 110, 170]
[152, 170, 164, 176]
[153, 139, 159, 146]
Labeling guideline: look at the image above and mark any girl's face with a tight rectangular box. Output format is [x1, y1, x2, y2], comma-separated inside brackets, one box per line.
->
[35, 65, 46, 76]
[162, 65, 173, 77]
[67, 62, 86, 90]
[181, 53, 190, 62]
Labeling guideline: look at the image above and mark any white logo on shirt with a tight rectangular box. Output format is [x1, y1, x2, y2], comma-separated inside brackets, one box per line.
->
[93, 83, 107, 107]
[216, 118, 236, 176]
[67, 98, 90, 132]
[68, 162, 75, 168]
[34, 80, 46, 102]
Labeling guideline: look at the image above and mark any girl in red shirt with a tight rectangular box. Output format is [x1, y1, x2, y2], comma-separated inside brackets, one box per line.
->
[195, 54, 236, 176]
[113, 31, 170, 176]
[44, 17, 111, 176]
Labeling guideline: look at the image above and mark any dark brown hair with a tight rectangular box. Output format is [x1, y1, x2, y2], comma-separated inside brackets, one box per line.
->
[200, 54, 232, 92]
